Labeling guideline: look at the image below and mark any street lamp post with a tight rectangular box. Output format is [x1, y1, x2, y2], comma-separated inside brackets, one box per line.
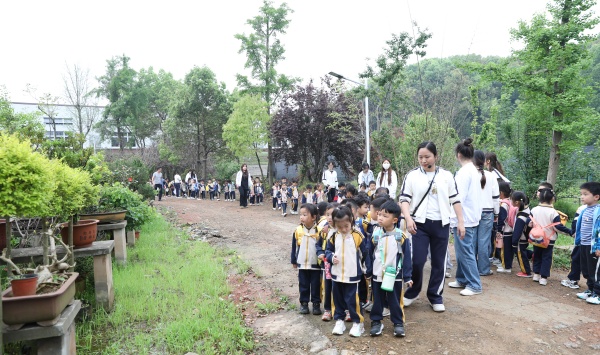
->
[328, 72, 370, 166]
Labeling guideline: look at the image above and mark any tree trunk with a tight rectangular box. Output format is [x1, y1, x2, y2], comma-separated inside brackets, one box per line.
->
[255, 150, 264, 181]
[197, 122, 202, 176]
[546, 129, 562, 187]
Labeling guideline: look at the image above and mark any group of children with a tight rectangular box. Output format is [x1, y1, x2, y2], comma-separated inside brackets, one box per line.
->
[290, 176, 600, 338]
[166, 176, 266, 204]
[291, 183, 412, 338]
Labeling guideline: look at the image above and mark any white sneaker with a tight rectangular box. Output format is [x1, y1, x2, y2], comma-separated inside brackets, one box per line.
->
[349, 322, 365, 337]
[382, 307, 390, 317]
[403, 296, 419, 307]
[431, 303, 445, 312]
[577, 290, 593, 299]
[561, 279, 580, 289]
[532, 274, 541, 282]
[496, 267, 511, 273]
[448, 281, 465, 288]
[586, 294, 600, 305]
[332, 320, 346, 335]
[460, 288, 482, 296]
[445, 271, 452, 278]
[539, 278, 547, 286]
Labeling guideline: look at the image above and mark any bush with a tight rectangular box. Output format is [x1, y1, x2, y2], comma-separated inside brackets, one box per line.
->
[90, 183, 154, 231]
[554, 198, 580, 219]
[135, 183, 157, 201]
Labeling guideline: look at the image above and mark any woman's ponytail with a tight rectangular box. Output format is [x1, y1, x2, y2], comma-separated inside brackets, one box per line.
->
[474, 150, 487, 189]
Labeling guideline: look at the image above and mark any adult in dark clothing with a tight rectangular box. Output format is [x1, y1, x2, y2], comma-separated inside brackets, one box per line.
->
[236, 164, 253, 208]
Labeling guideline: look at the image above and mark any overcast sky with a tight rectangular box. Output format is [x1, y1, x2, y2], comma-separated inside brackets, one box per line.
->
[3, 0, 597, 103]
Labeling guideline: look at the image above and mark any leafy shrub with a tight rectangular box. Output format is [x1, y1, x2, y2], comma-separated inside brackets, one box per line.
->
[135, 183, 157, 201]
[91, 183, 154, 231]
[0, 134, 55, 217]
[554, 198, 580, 220]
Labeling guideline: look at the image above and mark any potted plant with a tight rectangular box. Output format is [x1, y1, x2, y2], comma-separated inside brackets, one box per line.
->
[87, 183, 153, 232]
[0, 134, 81, 327]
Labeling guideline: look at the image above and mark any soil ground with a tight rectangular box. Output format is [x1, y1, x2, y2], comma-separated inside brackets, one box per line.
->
[157, 196, 600, 354]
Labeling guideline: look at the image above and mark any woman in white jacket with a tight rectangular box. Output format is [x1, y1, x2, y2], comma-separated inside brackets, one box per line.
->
[236, 164, 253, 208]
[375, 158, 398, 199]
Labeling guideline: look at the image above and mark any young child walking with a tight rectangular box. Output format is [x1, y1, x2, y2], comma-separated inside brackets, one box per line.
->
[369, 201, 412, 337]
[291, 203, 323, 315]
[498, 191, 532, 276]
[272, 182, 280, 210]
[324, 206, 371, 337]
[319, 202, 338, 321]
[530, 188, 572, 285]
[291, 181, 300, 214]
[254, 178, 264, 205]
[277, 183, 291, 217]
[574, 182, 600, 304]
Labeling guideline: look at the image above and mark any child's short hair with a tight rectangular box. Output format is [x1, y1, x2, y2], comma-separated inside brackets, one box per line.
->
[580, 181, 600, 197]
[380, 200, 401, 219]
[345, 184, 357, 196]
[338, 182, 346, 188]
[306, 184, 313, 190]
[369, 180, 376, 186]
[511, 191, 529, 211]
[359, 183, 367, 190]
[332, 205, 354, 227]
[371, 196, 390, 210]
[341, 198, 358, 212]
[498, 181, 511, 197]
[538, 188, 555, 204]
[317, 201, 328, 217]
[539, 181, 554, 190]
[300, 203, 318, 217]
[326, 202, 340, 211]
[354, 193, 370, 208]
[375, 187, 389, 195]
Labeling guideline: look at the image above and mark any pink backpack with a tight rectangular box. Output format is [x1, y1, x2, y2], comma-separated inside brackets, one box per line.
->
[501, 199, 519, 228]
[528, 214, 560, 248]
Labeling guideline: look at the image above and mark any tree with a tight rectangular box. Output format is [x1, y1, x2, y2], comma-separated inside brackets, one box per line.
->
[63, 63, 100, 141]
[223, 94, 270, 179]
[270, 79, 363, 182]
[25, 85, 60, 140]
[0, 89, 44, 145]
[471, 0, 599, 186]
[235, 0, 297, 185]
[167, 66, 231, 178]
[95, 55, 138, 151]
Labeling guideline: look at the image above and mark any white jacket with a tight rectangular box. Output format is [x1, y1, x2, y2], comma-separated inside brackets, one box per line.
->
[399, 167, 460, 225]
[375, 170, 398, 198]
[451, 162, 483, 228]
[235, 171, 252, 188]
[482, 170, 500, 215]
[322, 169, 338, 189]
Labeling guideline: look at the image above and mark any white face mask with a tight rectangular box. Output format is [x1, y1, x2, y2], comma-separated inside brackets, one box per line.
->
[382, 163, 390, 170]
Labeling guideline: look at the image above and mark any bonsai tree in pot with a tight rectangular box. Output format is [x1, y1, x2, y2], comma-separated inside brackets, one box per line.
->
[94, 183, 153, 232]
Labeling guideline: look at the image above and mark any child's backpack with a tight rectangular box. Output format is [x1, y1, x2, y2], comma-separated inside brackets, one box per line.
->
[501, 198, 519, 228]
[528, 214, 560, 248]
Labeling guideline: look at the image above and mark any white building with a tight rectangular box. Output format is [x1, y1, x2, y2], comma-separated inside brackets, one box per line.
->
[11, 102, 136, 150]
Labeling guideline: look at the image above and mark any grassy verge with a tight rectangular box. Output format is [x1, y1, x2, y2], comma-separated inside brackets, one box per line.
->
[76, 215, 254, 354]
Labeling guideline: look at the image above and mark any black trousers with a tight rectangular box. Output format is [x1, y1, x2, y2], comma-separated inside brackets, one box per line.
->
[567, 245, 582, 281]
[327, 188, 337, 202]
[404, 219, 448, 305]
[532, 242, 555, 278]
[239, 185, 249, 207]
[371, 280, 404, 325]
[174, 183, 181, 197]
[580, 245, 600, 293]
[332, 282, 363, 323]
[153, 184, 163, 201]
[323, 277, 333, 311]
[298, 269, 321, 304]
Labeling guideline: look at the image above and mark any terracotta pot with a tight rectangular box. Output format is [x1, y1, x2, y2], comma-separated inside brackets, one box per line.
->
[0, 219, 6, 251]
[60, 219, 99, 249]
[2, 272, 78, 326]
[10, 274, 38, 297]
[135, 230, 140, 239]
[79, 210, 126, 223]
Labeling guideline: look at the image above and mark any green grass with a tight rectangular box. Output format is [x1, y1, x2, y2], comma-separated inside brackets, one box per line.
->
[76, 215, 254, 354]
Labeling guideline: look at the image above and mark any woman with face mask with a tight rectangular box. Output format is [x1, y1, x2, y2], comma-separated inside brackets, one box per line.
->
[375, 158, 398, 199]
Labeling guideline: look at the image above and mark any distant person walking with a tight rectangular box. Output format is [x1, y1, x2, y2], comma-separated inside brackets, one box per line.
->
[357, 162, 374, 187]
[151, 168, 163, 201]
[236, 164, 253, 208]
[375, 158, 398, 199]
[322, 161, 338, 202]
[174, 173, 182, 197]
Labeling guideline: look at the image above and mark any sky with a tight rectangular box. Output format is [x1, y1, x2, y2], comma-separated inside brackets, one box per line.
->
[2, 0, 598, 103]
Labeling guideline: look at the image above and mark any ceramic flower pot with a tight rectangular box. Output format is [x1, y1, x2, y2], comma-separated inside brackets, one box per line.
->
[60, 219, 99, 249]
[79, 210, 126, 223]
[10, 274, 38, 297]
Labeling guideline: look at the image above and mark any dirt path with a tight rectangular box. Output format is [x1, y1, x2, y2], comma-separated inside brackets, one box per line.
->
[158, 197, 600, 354]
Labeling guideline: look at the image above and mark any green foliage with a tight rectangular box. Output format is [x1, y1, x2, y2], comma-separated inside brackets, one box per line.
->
[0, 133, 56, 217]
[83, 152, 113, 185]
[94, 183, 153, 231]
[223, 94, 270, 179]
[0, 90, 44, 145]
[135, 183, 157, 201]
[371, 114, 459, 179]
[51, 161, 99, 219]
[554, 198, 580, 219]
[76, 215, 254, 354]
[108, 157, 151, 191]
[214, 157, 240, 181]
[42, 132, 94, 169]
